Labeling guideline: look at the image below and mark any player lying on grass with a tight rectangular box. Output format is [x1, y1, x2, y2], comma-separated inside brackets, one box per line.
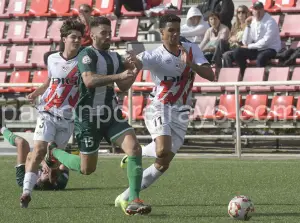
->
[1, 127, 69, 190]
[114, 14, 215, 211]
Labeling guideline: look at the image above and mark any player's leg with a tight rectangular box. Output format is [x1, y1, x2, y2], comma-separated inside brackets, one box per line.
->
[20, 113, 54, 208]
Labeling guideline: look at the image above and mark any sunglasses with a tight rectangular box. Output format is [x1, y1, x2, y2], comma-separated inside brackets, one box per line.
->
[237, 11, 246, 14]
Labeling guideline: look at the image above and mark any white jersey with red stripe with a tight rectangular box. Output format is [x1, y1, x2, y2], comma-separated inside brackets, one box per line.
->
[137, 42, 208, 108]
[38, 52, 79, 119]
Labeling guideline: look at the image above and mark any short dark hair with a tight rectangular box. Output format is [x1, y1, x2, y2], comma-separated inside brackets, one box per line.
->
[159, 14, 181, 28]
[60, 19, 85, 38]
[208, 12, 220, 20]
[79, 3, 92, 11]
[90, 16, 111, 28]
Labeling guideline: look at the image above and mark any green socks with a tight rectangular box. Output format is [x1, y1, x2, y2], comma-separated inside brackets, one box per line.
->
[127, 156, 143, 202]
[1, 127, 17, 146]
[53, 149, 81, 173]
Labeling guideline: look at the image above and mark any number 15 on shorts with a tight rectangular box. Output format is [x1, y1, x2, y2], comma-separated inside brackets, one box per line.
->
[84, 137, 94, 148]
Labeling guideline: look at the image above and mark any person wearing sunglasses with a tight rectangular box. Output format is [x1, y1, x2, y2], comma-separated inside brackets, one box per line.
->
[78, 4, 93, 46]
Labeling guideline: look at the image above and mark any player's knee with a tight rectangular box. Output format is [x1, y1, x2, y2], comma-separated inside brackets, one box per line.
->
[31, 148, 46, 163]
[154, 162, 170, 172]
[156, 147, 170, 159]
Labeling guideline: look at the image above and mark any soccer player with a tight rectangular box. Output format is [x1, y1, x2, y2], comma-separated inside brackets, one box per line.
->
[1, 127, 69, 190]
[45, 17, 151, 215]
[20, 19, 85, 208]
[114, 14, 215, 209]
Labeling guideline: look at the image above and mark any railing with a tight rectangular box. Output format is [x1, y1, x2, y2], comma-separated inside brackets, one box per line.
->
[3, 80, 300, 158]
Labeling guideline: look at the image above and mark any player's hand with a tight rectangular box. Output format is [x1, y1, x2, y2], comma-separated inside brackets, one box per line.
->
[178, 45, 192, 66]
[119, 69, 137, 80]
[126, 50, 139, 64]
[27, 93, 37, 103]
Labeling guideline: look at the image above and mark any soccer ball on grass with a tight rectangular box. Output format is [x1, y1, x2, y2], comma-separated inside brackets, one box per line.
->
[228, 195, 255, 220]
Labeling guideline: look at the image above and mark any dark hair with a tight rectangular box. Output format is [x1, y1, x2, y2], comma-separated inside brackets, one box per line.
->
[44, 51, 59, 65]
[159, 14, 181, 28]
[79, 3, 92, 11]
[90, 16, 111, 28]
[60, 19, 85, 38]
[208, 12, 220, 20]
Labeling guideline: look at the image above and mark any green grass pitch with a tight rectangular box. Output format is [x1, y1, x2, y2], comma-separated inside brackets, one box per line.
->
[1, 156, 300, 223]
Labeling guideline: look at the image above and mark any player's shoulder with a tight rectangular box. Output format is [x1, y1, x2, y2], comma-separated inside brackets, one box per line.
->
[48, 52, 61, 61]
[78, 46, 98, 64]
[78, 46, 96, 55]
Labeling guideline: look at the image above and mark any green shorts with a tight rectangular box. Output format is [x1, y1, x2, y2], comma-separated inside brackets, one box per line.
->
[74, 109, 133, 154]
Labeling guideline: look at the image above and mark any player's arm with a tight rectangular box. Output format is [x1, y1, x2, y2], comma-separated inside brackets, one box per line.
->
[78, 49, 134, 88]
[181, 44, 215, 82]
[27, 78, 51, 102]
[126, 50, 157, 71]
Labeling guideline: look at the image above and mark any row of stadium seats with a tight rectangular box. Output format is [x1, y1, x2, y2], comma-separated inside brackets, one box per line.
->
[0, 18, 139, 44]
[0, 0, 182, 18]
[122, 94, 300, 121]
[257, 0, 300, 12]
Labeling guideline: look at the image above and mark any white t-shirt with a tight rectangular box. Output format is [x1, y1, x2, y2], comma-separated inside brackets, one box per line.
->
[137, 42, 208, 108]
[38, 52, 79, 119]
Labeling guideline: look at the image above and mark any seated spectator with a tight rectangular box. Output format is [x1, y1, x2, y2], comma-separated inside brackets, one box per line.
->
[77, 4, 92, 46]
[199, 12, 230, 63]
[181, 6, 209, 42]
[226, 2, 281, 74]
[197, 0, 234, 30]
[213, 5, 250, 67]
[114, 0, 162, 18]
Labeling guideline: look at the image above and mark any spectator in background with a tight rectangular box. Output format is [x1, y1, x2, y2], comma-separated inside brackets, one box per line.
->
[199, 12, 230, 63]
[230, 1, 281, 74]
[114, 0, 162, 18]
[181, 6, 209, 42]
[213, 5, 250, 68]
[77, 4, 93, 46]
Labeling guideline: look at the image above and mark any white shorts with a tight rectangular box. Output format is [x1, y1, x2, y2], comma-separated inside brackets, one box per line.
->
[144, 102, 190, 154]
[33, 112, 74, 148]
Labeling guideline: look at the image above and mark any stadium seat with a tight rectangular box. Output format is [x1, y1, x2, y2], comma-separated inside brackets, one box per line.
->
[0, 46, 10, 69]
[285, 67, 300, 91]
[50, 0, 71, 16]
[192, 74, 204, 93]
[215, 94, 242, 119]
[0, 0, 9, 18]
[72, 0, 93, 15]
[192, 96, 216, 120]
[122, 95, 145, 120]
[217, 68, 240, 92]
[132, 70, 145, 92]
[277, 0, 300, 12]
[27, 0, 49, 16]
[26, 21, 50, 43]
[267, 96, 294, 120]
[32, 70, 48, 90]
[119, 19, 139, 41]
[242, 68, 265, 92]
[6, 0, 27, 17]
[0, 21, 8, 44]
[280, 15, 300, 38]
[6, 21, 27, 43]
[241, 95, 268, 120]
[48, 21, 64, 43]
[293, 97, 300, 120]
[0, 72, 8, 93]
[94, 0, 114, 15]
[8, 71, 32, 93]
[121, 6, 144, 17]
[110, 19, 121, 42]
[268, 67, 290, 92]
[7, 45, 31, 69]
[31, 45, 51, 68]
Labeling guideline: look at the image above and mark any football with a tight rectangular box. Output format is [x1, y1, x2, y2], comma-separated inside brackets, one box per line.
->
[228, 195, 255, 221]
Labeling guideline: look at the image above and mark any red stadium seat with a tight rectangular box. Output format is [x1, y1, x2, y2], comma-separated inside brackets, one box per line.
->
[132, 70, 145, 92]
[241, 95, 268, 120]
[94, 0, 114, 15]
[121, 6, 144, 17]
[217, 68, 240, 92]
[0, 72, 8, 93]
[267, 96, 294, 120]
[7, 45, 31, 69]
[293, 97, 300, 120]
[284, 68, 300, 91]
[26, 21, 50, 43]
[280, 15, 300, 38]
[242, 68, 265, 92]
[215, 94, 242, 119]
[48, 21, 63, 43]
[110, 19, 121, 42]
[6, 0, 27, 17]
[6, 21, 27, 43]
[276, 0, 300, 12]
[32, 70, 48, 90]
[0, 46, 10, 69]
[0, 0, 10, 18]
[0, 21, 8, 44]
[122, 95, 145, 120]
[192, 96, 216, 120]
[119, 19, 139, 41]
[269, 67, 290, 92]
[50, 0, 71, 16]
[8, 71, 32, 93]
[72, 0, 93, 15]
[192, 74, 205, 93]
[28, 0, 49, 16]
[31, 45, 51, 68]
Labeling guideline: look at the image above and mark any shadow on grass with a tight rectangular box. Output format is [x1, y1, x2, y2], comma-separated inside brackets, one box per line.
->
[155, 203, 228, 207]
[63, 186, 126, 191]
[255, 212, 300, 217]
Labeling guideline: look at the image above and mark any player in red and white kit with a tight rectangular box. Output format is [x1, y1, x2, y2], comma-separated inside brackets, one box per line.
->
[115, 14, 215, 207]
[20, 19, 85, 208]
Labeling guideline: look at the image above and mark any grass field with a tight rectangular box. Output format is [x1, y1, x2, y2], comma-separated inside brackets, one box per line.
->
[1, 156, 300, 223]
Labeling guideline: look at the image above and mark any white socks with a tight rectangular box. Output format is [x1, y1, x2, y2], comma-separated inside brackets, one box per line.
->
[142, 141, 157, 158]
[121, 164, 163, 201]
[23, 172, 38, 195]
